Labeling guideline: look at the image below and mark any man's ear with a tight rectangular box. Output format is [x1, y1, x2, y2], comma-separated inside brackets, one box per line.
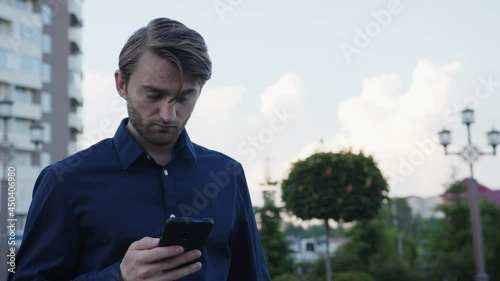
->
[114, 70, 127, 99]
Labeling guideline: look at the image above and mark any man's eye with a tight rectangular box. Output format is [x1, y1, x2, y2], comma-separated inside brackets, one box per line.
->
[178, 95, 190, 102]
[146, 94, 161, 100]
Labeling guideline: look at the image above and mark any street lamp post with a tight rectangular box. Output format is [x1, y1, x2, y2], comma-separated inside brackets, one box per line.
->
[438, 108, 499, 281]
[30, 121, 44, 151]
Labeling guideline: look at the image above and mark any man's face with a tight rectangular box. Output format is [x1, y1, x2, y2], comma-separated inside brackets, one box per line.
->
[115, 50, 202, 147]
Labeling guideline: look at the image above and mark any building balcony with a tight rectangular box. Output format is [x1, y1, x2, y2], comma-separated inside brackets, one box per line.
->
[0, 2, 16, 21]
[68, 27, 82, 53]
[68, 54, 82, 71]
[0, 32, 15, 52]
[12, 102, 42, 120]
[68, 83, 83, 106]
[0, 4, 42, 56]
[0, 68, 42, 90]
[68, 112, 83, 133]
[0, 2, 35, 22]
[67, 140, 79, 155]
[68, 0, 83, 22]
[7, 131, 36, 151]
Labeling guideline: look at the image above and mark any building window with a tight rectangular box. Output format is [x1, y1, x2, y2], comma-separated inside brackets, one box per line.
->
[42, 63, 51, 83]
[14, 0, 33, 12]
[13, 118, 30, 134]
[42, 121, 51, 143]
[0, 50, 6, 69]
[0, 82, 10, 100]
[41, 91, 51, 113]
[42, 33, 52, 54]
[13, 151, 30, 166]
[14, 86, 34, 104]
[16, 214, 27, 236]
[68, 70, 82, 89]
[20, 55, 41, 75]
[0, 49, 15, 70]
[41, 4, 53, 26]
[0, 19, 12, 36]
[41, 151, 51, 167]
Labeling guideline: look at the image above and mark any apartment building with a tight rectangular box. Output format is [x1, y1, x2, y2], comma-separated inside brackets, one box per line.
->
[0, 0, 83, 236]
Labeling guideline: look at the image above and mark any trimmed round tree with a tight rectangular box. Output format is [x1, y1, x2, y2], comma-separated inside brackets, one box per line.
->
[281, 151, 388, 281]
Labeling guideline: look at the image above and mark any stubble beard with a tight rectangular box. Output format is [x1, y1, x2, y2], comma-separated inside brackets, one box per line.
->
[126, 99, 189, 147]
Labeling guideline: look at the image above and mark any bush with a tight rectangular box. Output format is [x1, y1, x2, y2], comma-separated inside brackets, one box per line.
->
[303, 271, 374, 281]
[334, 271, 374, 281]
[272, 273, 304, 281]
[369, 259, 423, 281]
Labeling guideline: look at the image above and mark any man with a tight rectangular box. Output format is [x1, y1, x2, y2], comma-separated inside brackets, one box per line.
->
[10, 18, 271, 281]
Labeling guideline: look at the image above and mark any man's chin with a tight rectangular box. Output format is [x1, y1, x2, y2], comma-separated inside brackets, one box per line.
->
[146, 132, 179, 147]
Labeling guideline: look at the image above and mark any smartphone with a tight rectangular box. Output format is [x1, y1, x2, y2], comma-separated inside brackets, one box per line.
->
[159, 217, 214, 252]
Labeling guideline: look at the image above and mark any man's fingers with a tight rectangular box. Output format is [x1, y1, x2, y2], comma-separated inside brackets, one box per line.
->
[142, 245, 185, 263]
[159, 249, 202, 271]
[128, 237, 160, 251]
[155, 262, 202, 281]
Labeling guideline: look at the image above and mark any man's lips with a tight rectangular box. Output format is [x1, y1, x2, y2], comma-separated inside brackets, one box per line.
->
[153, 124, 178, 129]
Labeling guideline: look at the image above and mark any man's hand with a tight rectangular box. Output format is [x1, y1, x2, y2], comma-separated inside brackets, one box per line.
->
[120, 237, 202, 281]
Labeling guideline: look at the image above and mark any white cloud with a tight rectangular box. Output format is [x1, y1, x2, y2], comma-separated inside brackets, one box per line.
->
[288, 59, 500, 198]
[189, 86, 244, 132]
[187, 86, 245, 154]
[260, 72, 304, 118]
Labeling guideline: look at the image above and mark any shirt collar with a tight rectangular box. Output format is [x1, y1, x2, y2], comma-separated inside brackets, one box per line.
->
[173, 126, 197, 164]
[113, 118, 197, 169]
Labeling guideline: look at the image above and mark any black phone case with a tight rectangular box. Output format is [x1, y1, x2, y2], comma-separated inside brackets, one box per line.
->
[158, 217, 214, 250]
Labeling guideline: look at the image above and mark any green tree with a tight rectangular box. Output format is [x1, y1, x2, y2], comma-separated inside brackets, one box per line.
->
[333, 271, 374, 281]
[420, 180, 500, 281]
[281, 151, 388, 281]
[283, 223, 344, 239]
[305, 202, 424, 281]
[489, 233, 500, 281]
[255, 190, 295, 278]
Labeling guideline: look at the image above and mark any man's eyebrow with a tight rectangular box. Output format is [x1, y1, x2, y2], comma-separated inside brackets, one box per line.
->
[141, 85, 197, 97]
[141, 85, 197, 95]
[141, 85, 165, 93]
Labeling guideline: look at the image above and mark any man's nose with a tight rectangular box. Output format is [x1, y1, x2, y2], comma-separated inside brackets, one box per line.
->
[159, 101, 177, 123]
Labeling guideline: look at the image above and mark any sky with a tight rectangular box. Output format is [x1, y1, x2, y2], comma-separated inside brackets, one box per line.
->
[80, 0, 500, 209]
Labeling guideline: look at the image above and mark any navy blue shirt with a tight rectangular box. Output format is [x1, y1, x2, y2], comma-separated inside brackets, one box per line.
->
[10, 118, 270, 281]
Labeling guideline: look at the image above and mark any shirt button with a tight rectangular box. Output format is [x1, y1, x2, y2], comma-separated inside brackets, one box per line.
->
[146, 155, 151, 160]
[163, 169, 169, 176]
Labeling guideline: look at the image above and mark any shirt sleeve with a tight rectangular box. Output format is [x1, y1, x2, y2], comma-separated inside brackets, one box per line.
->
[227, 166, 271, 281]
[8, 166, 123, 281]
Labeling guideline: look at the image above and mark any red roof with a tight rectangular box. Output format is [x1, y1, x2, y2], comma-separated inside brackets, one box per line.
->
[443, 178, 500, 206]
[462, 178, 493, 193]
